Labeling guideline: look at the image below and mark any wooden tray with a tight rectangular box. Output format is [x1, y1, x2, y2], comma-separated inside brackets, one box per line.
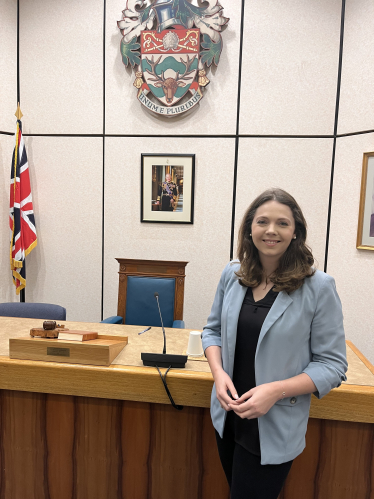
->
[9, 335, 128, 366]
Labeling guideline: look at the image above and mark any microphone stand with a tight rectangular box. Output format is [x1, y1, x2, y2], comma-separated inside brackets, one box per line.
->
[155, 293, 166, 355]
[140, 292, 187, 368]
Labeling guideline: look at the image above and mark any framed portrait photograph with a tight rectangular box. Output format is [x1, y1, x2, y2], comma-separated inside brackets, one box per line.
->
[357, 152, 374, 250]
[141, 154, 195, 224]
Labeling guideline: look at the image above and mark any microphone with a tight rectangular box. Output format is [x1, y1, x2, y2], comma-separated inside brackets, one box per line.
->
[140, 292, 187, 369]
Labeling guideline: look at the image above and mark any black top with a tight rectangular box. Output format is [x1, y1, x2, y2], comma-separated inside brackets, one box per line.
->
[226, 286, 278, 456]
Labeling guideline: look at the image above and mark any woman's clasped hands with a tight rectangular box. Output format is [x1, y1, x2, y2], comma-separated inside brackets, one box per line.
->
[215, 369, 280, 419]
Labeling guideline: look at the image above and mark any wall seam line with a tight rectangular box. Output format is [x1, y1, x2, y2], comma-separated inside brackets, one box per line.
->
[230, 0, 246, 261]
[17, 0, 20, 104]
[324, 0, 346, 273]
[19, 134, 340, 139]
[101, 0, 106, 321]
[17, 0, 26, 303]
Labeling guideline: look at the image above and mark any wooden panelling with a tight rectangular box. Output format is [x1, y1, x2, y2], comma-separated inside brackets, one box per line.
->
[201, 408, 230, 499]
[371, 437, 374, 499]
[74, 397, 122, 499]
[283, 419, 374, 499]
[0, 390, 47, 499]
[315, 420, 374, 499]
[46, 394, 75, 499]
[0, 390, 373, 499]
[0, 391, 228, 499]
[0, 392, 2, 499]
[121, 400, 151, 499]
[148, 404, 203, 499]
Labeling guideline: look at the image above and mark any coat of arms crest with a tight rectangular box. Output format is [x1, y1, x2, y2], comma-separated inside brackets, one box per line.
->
[118, 0, 229, 117]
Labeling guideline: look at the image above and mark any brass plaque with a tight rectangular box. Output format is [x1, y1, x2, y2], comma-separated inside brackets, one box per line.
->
[47, 347, 70, 357]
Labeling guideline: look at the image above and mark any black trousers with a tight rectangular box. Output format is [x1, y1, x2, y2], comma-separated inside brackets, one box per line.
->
[215, 430, 293, 499]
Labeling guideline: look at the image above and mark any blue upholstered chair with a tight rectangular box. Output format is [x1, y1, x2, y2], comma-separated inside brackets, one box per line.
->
[102, 259, 188, 328]
[0, 302, 66, 321]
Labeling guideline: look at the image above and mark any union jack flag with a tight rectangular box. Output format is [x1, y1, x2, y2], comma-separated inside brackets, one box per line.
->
[9, 120, 37, 294]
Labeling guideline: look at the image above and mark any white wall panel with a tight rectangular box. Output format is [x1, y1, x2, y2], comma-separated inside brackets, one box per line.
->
[0, 0, 17, 132]
[328, 134, 374, 363]
[234, 138, 334, 267]
[19, 0, 103, 134]
[18, 137, 103, 322]
[103, 137, 235, 329]
[338, 0, 374, 135]
[105, 0, 240, 135]
[0, 133, 19, 302]
[240, 0, 341, 136]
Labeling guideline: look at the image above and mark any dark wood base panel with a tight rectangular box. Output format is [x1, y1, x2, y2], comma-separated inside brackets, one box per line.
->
[0, 390, 228, 499]
[0, 390, 373, 499]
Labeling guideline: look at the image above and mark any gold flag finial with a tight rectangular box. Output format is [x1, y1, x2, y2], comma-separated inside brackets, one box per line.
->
[15, 102, 23, 120]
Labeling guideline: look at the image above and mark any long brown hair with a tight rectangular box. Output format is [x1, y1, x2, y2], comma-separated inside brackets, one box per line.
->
[236, 188, 315, 293]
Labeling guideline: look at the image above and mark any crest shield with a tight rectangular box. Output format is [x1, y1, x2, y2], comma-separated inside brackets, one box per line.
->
[141, 29, 200, 108]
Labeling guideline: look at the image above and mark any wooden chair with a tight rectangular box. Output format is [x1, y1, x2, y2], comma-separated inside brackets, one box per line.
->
[102, 259, 188, 328]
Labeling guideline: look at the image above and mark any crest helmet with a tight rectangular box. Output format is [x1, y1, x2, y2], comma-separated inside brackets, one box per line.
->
[152, 0, 185, 33]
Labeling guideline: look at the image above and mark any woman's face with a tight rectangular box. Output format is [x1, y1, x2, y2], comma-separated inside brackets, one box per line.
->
[251, 200, 296, 263]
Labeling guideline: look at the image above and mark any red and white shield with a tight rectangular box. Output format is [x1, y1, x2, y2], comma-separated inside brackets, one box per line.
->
[141, 29, 200, 107]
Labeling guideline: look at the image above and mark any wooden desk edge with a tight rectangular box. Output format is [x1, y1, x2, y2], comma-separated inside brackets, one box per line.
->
[0, 356, 212, 379]
[346, 340, 374, 375]
[0, 356, 213, 408]
[0, 356, 373, 423]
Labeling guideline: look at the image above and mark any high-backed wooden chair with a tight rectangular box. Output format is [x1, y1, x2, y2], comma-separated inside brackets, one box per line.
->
[102, 259, 188, 328]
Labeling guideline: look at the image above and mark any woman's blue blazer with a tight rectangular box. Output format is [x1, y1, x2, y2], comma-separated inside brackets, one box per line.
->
[202, 261, 348, 465]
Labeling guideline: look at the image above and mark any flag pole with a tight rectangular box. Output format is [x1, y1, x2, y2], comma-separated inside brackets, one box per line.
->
[20, 261, 26, 303]
[15, 103, 25, 303]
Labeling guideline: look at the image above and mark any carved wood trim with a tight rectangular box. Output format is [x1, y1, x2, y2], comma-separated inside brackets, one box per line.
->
[174, 277, 185, 320]
[117, 275, 128, 321]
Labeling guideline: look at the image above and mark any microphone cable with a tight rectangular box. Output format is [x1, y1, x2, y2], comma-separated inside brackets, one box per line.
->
[156, 366, 184, 411]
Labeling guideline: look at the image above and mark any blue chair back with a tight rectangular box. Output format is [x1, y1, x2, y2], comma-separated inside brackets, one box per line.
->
[0, 302, 66, 321]
[125, 277, 175, 327]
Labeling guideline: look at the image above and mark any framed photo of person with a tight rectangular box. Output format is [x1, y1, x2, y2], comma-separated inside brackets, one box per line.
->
[357, 152, 374, 250]
[141, 154, 195, 224]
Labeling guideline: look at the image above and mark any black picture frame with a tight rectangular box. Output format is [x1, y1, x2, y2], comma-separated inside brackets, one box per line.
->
[141, 154, 195, 224]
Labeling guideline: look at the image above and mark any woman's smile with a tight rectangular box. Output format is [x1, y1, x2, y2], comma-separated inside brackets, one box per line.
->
[262, 239, 280, 246]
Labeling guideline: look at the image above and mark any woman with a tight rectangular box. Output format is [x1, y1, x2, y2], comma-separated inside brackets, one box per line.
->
[202, 188, 347, 499]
